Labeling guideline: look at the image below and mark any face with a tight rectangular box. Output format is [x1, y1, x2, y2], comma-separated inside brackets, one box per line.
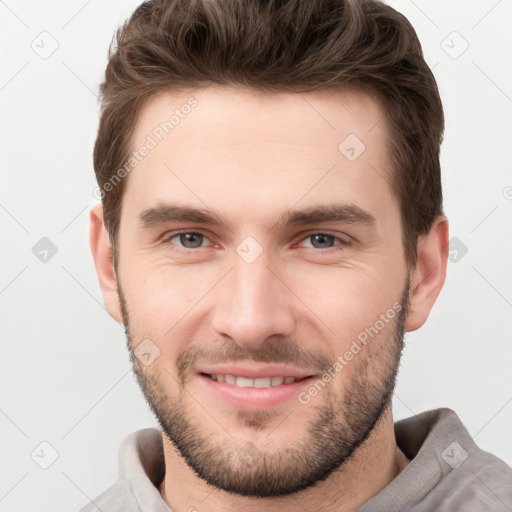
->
[113, 85, 412, 496]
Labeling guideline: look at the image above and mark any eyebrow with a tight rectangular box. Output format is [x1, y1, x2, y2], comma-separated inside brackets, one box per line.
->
[138, 202, 376, 231]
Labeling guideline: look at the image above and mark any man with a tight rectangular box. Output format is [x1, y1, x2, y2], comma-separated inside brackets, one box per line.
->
[85, 0, 512, 510]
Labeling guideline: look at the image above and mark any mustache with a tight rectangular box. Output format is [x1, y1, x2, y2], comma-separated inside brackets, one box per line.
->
[175, 339, 332, 383]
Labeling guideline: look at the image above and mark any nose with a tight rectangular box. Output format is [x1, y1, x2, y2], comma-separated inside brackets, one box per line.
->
[210, 249, 296, 350]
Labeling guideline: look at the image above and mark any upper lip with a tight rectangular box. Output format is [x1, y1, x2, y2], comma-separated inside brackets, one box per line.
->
[197, 363, 316, 380]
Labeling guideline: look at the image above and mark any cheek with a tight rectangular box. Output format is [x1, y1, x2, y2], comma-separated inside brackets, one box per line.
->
[124, 264, 215, 349]
[124, 251, 404, 360]
[290, 266, 399, 345]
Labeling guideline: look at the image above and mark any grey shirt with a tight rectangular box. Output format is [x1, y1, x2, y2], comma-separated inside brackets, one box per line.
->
[80, 408, 512, 511]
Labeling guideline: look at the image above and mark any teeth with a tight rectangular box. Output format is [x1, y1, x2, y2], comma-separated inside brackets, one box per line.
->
[209, 374, 299, 388]
[236, 376, 254, 387]
[271, 376, 284, 386]
[254, 377, 271, 388]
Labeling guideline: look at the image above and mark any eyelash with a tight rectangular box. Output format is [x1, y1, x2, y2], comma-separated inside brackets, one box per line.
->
[162, 230, 352, 253]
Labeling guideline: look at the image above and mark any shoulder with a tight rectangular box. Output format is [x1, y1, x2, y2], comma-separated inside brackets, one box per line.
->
[426, 448, 512, 511]
[401, 408, 512, 510]
[79, 427, 167, 512]
[79, 479, 139, 512]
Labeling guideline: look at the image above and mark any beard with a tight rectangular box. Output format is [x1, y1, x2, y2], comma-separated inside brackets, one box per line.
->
[118, 277, 409, 498]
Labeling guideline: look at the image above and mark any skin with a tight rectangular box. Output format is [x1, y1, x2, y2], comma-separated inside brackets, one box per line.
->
[90, 85, 448, 512]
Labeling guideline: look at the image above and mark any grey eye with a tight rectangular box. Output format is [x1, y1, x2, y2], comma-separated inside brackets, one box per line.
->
[176, 233, 205, 248]
[309, 234, 336, 249]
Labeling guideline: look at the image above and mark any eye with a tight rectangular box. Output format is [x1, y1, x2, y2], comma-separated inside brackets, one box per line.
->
[298, 233, 350, 251]
[162, 231, 351, 253]
[165, 231, 210, 250]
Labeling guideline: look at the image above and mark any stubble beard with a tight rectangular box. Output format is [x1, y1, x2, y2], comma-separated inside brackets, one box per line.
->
[119, 279, 409, 497]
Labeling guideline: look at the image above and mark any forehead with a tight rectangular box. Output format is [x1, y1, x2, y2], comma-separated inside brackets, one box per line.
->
[132, 85, 387, 149]
[122, 85, 395, 225]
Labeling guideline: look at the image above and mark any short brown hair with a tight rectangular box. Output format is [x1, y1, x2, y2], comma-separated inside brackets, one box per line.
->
[94, 0, 444, 266]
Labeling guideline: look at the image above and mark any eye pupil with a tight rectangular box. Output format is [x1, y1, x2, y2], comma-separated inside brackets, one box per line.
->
[311, 234, 334, 248]
[180, 233, 203, 248]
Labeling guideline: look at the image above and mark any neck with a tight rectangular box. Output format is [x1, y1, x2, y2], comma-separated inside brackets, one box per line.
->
[158, 406, 409, 512]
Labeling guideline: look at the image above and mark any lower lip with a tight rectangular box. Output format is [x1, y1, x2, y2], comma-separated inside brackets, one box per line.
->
[197, 374, 315, 409]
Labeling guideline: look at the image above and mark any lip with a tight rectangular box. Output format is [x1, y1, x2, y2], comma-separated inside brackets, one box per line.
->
[196, 365, 317, 410]
[197, 363, 316, 380]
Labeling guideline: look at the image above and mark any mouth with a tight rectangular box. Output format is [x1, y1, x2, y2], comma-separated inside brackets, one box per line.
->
[195, 366, 318, 409]
[200, 372, 310, 388]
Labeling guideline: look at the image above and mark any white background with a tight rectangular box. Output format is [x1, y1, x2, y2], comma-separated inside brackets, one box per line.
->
[1, 1, 511, 510]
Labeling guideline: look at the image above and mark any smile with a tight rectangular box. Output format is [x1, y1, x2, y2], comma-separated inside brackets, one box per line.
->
[204, 373, 305, 388]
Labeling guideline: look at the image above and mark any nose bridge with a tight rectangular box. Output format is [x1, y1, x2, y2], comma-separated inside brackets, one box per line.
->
[211, 244, 295, 348]
[233, 253, 275, 316]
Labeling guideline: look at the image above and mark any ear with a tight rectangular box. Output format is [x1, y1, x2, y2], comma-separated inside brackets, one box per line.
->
[89, 204, 123, 324]
[404, 215, 449, 332]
